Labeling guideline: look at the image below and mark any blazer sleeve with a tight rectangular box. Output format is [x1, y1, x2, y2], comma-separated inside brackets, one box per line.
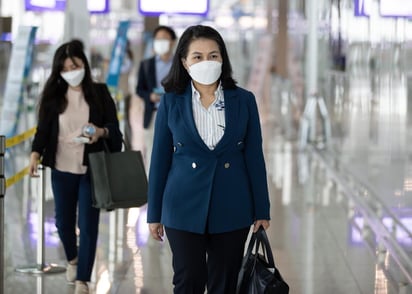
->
[243, 92, 271, 220]
[32, 118, 47, 155]
[136, 59, 152, 103]
[146, 94, 174, 223]
[98, 83, 123, 152]
[31, 105, 54, 155]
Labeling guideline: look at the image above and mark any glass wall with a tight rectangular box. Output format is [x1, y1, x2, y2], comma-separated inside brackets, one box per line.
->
[328, 0, 412, 70]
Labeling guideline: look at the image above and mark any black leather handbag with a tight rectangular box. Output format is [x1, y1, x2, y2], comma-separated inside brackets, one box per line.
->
[236, 227, 289, 294]
[88, 141, 148, 209]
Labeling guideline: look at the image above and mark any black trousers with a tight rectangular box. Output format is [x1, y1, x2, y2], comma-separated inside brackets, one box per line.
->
[165, 227, 250, 294]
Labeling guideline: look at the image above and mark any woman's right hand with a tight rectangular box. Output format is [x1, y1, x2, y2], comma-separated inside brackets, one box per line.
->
[150, 92, 161, 103]
[149, 223, 164, 241]
[29, 152, 40, 177]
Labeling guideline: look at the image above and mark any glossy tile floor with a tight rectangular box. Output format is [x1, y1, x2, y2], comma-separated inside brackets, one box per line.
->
[2, 68, 412, 294]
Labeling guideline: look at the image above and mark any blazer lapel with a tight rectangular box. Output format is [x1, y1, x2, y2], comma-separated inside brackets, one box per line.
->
[149, 57, 157, 87]
[177, 87, 211, 152]
[214, 88, 239, 152]
[176, 86, 240, 153]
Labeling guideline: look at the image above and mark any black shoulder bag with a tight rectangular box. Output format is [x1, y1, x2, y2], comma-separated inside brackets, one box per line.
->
[88, 140, 148, 210]
[236, 227, 289, 294]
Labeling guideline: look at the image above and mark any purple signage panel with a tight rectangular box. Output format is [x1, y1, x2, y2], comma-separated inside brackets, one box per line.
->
[88, 0, 109, 14]
[380, 0, 412, 17]
[25, 0, 109, 13]
[25, 0, 65, 11]
[138, 0, 209, 16]
[354, 0, 370, 17]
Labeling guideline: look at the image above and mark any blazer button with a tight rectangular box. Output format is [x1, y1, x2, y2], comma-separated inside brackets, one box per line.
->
[237, 141, 243, 146]
[192, 162, 197, 169]
[173, 146, 177, 152]
[177, 142, 183, 147]
[224, 162, 230, 169]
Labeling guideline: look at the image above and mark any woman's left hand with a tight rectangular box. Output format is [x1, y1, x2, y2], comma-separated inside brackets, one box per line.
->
[253, 219, 270, 232]
[85, 123, 106, 144]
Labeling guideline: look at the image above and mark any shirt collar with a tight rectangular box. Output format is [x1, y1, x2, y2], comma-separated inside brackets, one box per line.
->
[191, 82, 223, 103]
[155, 54, 173, 63]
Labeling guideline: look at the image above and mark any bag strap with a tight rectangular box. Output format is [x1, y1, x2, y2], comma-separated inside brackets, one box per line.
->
[102, 138, 129, 153]
[102, 140, 110, 152]
[236, 229, 257, 293]
[243, 227, 276, 267]
[245, 229, 258, 257]
[255, 226, 276, 268]
[236, 227, 273, 293]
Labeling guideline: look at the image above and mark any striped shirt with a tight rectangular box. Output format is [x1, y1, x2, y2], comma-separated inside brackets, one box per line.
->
[191, 83, 225, 150]
[55, 87, 89, 174]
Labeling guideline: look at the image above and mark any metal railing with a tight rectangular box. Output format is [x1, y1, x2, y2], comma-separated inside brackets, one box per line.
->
[0, 129, 66, 294]
[1, 136, 5, 294]
[14, 161, 65, 275]
[311, 146, 412, 286]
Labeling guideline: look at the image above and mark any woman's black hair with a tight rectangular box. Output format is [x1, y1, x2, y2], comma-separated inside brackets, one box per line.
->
[162, 25, 237, 94]
[38, 40, 100, 119]
[70, 38, 85, 51]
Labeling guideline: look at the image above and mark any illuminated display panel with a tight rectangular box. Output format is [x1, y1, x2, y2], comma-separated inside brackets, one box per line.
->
[138, 0, 209, 16]
[25, 0, 109, 13]
[25, 0, 65, 11]
[88, 0, 109, 14]
[350, 216, 412, 246]
[354, 0, 371, 17]
[380, 0, 412, 17]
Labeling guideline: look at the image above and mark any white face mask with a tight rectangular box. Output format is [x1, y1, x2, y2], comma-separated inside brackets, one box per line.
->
[153, 39, 170, 55]
[188, 61, 222, 85]
[61, 68, 85, 87]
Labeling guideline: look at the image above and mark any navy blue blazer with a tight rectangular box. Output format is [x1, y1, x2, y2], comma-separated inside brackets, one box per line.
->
[147, 84, 271, 234]
[136, 57, 157, 129]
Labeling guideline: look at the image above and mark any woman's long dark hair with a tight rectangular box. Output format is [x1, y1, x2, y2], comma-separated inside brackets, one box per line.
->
[38, 40, 100, 120]
[162, 25, 237, 94]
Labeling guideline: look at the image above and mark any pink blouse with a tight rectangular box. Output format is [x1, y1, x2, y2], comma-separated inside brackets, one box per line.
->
[55, 87, 89, 174]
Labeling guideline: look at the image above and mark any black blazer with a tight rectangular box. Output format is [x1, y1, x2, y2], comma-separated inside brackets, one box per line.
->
[136, 57, 157, 129]
[32, 83, 123, 169]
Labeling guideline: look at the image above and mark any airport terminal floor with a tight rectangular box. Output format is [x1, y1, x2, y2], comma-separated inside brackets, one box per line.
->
[2, 64, 412, 294]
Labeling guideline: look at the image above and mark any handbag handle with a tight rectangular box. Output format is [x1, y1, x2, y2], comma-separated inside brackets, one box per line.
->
[236, 226, 276, 294]
[101, 138, 129, 153]
[255, 226, 276, 268]
[246, 227, 277, 269]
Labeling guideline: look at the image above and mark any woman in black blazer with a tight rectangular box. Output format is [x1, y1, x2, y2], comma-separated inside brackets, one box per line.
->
[147, 25, 271, 294]
[29, 40, 122, 294]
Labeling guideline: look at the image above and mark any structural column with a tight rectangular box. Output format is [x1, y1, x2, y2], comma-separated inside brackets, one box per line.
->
[305, 0, 319, 95]
[63, 0, 90, 52]
[141, 16, 159, 59]
[275, 0, 289, 78]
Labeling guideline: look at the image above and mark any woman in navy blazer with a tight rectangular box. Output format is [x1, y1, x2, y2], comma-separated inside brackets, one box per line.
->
[147, 25, 271, 294]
